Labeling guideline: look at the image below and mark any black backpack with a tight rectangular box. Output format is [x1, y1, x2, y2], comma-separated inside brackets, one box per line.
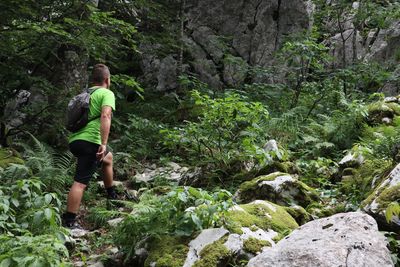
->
[66, 88, 99, 132]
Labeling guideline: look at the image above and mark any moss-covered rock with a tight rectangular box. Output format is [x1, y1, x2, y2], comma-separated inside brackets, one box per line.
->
[192, 237, 231, 267]
[234, 172, 319, 207]
[284, 205, 311, 225]
[243, 237, 270, 254]
[367, 101, 400, 125]
[362, 163, 400, 230]
[0, 148, 24, 169]
[144, 236, 190, 267]
[226, 200, 299, 238]
[306, 202, 346, 219]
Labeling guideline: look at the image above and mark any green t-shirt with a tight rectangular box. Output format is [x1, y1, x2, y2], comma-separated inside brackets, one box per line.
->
[69, 86, 116, 145]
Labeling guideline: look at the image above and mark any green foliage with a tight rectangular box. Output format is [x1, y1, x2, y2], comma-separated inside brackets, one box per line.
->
[279, 37, 330, 108]
[385, 202, 400, 223]
[0, 0, 138, 145]
[115, 187, 233, 261]
[383, 232, 400, 267]
[0, 177, 64, 236]
[361, 121, 400, 161]
[112, 114, 165, 161]
[161, 90, 272, 179]
[0, 234, 70, 267]
[298, 98, 368, 158]
[18, 134, 74, 194]
[0, 166, 70, 266]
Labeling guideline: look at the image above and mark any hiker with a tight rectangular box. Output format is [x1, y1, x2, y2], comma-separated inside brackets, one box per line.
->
[62, 64, 117, 228]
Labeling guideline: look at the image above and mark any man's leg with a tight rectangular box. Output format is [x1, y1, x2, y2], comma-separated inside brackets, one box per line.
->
[63, 182, 87, 227]
[67, 182, 87, 214]
[102, 152, 117, 198]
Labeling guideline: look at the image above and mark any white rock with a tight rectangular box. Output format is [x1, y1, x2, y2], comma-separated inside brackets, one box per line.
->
[70, 228, 89, 238]
[107, 217, 124, 227]
[382, 117, 392, 124]
[384, 97, 398, 103]
[248, 212, 393, 267]
[240, 227, 277, 247]
[259, 175, 294, 191]
[224, 234, 242, 254]
[183, 228, 229, 267]
[97, 181, 124, 188]
[263, 140, 279, 154]
[339, 153, 364, 167]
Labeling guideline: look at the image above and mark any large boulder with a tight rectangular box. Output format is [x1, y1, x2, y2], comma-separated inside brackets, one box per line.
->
[362, 162, 400, 231]
[234, 172, 319, 207]
[248, 212, 394, 267]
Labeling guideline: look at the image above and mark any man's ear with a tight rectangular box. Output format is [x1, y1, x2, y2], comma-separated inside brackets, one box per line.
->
[105, 77, 111, 88]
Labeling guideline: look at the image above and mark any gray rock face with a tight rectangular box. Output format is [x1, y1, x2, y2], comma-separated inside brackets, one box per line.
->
[139, 0, 313, 91]
[248, 212, 394, 267]
[327, 29, 364, 68]
[156, 55, 178, 91]
[381, 66, 400, 96]
[365, 21, 400, 64]
[183, 0, 313, 88]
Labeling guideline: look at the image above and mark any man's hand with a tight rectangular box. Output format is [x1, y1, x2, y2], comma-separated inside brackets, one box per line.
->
[97, 144, 107, 161]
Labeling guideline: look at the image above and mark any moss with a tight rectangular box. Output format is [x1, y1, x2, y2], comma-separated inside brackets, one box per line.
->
[284, 206, 311, 225]
[307, 203, 346, 218]
[243, 237, 270, 254]
[237, 172, 319, 206]
[0, 148, 24, 169]
[375, 184, 400, 211]
[238, 172, 286, 193]
[386, 102, 400, 115]
[249, 225, 259, 232]
[258, 162, 299, 176]
[342, 168, 358, 176]
[367, 102, 395, 125]
[193, 237, 230, 267]
[144, 236, 189, 267]
[226, 201, 298, 239]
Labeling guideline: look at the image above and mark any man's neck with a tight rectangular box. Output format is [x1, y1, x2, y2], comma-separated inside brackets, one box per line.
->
[92, 83, 108, 88]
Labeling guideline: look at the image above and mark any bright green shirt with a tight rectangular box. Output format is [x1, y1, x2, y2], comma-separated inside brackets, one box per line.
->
[69, 87, 116, 145]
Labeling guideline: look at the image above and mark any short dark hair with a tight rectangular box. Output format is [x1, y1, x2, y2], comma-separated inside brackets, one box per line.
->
[91, 64, 110, 84]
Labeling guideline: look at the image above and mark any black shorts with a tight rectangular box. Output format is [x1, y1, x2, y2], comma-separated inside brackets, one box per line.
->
[69, 140, 109, 185]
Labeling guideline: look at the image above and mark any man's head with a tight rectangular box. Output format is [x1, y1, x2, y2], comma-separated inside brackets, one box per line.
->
[91, 64, 111, 88]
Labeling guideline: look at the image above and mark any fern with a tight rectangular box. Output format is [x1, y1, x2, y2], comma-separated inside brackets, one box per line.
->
[386, 202, 400, 223]
[16, 134, 74, 193]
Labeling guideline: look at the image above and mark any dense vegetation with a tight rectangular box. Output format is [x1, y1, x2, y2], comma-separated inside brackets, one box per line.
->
[1, 0, 400, 266]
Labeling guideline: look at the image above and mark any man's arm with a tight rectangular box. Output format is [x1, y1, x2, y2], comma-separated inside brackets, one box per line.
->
[97, 106, 112, 160]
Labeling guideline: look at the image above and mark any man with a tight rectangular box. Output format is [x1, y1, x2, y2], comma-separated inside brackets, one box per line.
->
[62, 64, 117, 228]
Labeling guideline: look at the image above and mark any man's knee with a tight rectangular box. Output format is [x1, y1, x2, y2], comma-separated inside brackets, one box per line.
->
[71, 181, 87, 191]
[103, 152, 113, 166]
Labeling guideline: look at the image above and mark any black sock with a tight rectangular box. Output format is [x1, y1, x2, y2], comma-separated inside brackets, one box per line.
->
[106, 186, 117, 198]
[62, 212, 77, 225]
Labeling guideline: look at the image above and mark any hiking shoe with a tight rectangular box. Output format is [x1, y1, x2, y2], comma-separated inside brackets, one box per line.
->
[107, 191, 119, 200]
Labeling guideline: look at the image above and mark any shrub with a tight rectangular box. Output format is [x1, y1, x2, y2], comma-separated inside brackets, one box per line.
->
[161, 91, 271, 179]
[114, 187, 233, 260]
